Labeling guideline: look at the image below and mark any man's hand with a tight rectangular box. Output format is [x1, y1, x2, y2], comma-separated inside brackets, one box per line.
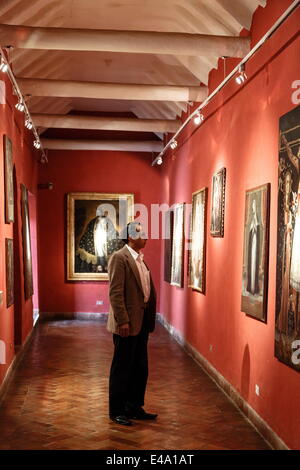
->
[118, 323, 130, 337]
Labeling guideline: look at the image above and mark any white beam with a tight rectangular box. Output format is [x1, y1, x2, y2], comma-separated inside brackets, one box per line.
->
[41, 139, 163, 152]
[18, 78, 208, 102]
[32, 113, 180, 133]
[0, 24, 250, 58]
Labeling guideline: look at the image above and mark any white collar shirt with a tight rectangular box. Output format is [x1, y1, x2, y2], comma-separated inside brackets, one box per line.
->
[126, 244, 150, 302]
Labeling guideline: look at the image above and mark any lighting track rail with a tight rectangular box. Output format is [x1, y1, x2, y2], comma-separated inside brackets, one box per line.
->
[0, 47, 47, 163]
[152, 0, 300, 166]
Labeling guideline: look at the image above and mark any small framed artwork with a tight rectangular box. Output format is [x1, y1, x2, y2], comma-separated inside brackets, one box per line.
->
[188, 188, 208, 293]
[21, 184, 34, 299]
[67, 192, 134, 281]
[171, 203, 185, 288]
[3, 135, 14, 223]
[164, 208, 174, 283]
[5, 238, 14, 308]
[241, 183, 270, 322]
[210, 167, 226, 237]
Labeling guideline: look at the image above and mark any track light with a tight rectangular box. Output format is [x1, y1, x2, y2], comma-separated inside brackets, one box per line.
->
[235, 63, 247, 85]
[194, 112, 204, 125]
[33, 140, 41, 149]
[15, 100, 25, 112]
[25, 118, 33, 129]
[170, 140, 177, 150]
[156, 157, 163, 165]
[0, 59, 8, 73]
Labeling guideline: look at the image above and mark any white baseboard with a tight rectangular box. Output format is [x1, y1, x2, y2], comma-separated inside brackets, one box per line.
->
[156, 312, 289, 451]
[40, 311, 108, 321]
[0, 320, 38, 405]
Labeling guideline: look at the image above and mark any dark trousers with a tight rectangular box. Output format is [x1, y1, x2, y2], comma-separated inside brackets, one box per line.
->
[109, 312, 149, 417]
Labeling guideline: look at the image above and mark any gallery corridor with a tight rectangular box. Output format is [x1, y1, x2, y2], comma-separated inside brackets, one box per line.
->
[0, 319, 270, 450]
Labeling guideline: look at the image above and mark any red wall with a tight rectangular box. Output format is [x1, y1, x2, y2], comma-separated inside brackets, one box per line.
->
[37, 151, 161, 315]
[0, 72, 39, 386]
[159, 0, 300, 450]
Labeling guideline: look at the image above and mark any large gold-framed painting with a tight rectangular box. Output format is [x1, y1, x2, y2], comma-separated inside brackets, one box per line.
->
[5, 238, 14, 308]
[3, 135, 14, 223]
[21, 184, 34, 299]
[241, 184, 270, 322]
[210, 167, 226, 237]
[171, 203, 185, 288]
[67, 192, 134, 281]
[188, 188, 207, 293]
[275, 105, 300, 372]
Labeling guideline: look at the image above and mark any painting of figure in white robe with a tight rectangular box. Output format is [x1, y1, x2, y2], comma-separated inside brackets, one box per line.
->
[241, 184, 270, 322]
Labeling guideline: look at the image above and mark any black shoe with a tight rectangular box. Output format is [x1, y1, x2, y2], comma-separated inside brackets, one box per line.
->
[126, 407, 158, 420]
[110, 415, 133, 426]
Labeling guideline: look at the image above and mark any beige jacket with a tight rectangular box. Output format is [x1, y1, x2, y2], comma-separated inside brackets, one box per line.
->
[107, 245, 156, 336]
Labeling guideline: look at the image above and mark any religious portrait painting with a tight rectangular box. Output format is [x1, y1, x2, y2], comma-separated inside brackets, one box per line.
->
[5, 238, 14, 308]
[67, 192, 134, 281]
[188, 188, 207, 293]
[164, 208, 174, 284]
[3, 135, 14, 223]
[210, 167, 226, 237]
[21, 184, 34, 299]
[241, 184, 270, 322]
[171, 203, 185, 288]
[275, 105, 300, 372]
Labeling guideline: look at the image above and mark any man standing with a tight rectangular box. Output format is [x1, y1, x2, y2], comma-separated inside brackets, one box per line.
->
[107, 221, 157, 426]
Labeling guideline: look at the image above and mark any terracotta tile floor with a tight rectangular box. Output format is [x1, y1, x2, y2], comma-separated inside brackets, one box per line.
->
[0, 319, 270, 450]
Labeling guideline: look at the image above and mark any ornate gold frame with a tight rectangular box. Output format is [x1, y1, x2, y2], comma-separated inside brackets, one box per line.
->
[67, 192, 134, 281]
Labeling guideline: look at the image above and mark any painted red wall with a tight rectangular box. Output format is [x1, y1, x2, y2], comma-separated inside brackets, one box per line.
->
[37, 151, 161, 315]
[0, 73, 39, 386]
[159, 0, 300, 450]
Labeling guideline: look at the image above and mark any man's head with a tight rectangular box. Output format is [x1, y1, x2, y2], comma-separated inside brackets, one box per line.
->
[123, 221, 147, 252]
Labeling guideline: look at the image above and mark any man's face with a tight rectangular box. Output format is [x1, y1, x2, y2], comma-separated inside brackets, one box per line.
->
[128, 224, 147, 250]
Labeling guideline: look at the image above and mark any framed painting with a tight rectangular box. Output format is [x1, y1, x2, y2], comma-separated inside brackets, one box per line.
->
[210, 167, 226, 237]
[171, 203, 185, 288]
[67, 192, 134, 281]
[241, 184, 270, 322]
[164, 208, 174, 283]
[5, 238, 14, 308]
[188, 188, 207, 293]
[21, 184, 34, 299]
[3, 135, 14, 223]
[275, 105, 300, 372]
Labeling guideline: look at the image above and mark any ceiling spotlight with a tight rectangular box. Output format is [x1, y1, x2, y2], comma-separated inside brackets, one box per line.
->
[0, 59, 8, 73]
[33, 140, 41, 149]
[25, 118, 33, 129]
[235, 63, 247, 85]
[15, 100, 25, 112]
[156, 157, 163, 165]
[170, 140, 177, 150]
[194, 112, 204, 125]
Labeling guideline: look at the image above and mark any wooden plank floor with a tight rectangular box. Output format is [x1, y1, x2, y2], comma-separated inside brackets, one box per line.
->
[0, 319, 270, 450]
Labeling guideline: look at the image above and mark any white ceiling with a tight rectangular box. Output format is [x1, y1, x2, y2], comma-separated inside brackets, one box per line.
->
[0, 0, 266, 150]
